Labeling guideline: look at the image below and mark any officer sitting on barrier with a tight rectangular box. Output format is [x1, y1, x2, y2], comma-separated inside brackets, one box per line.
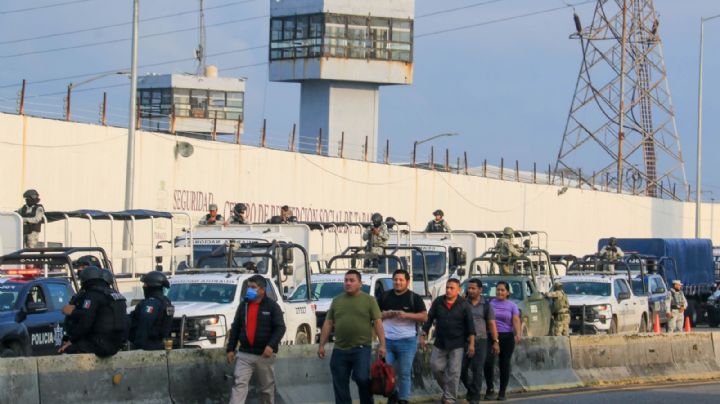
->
[59, 266, 129, 357]
[129, 271, 174, 350]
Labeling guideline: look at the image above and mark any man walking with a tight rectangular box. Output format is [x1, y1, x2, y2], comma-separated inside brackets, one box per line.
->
[461, 279, 499, 404]
[668, 280, 687, 332]
[318, 270, 386, 404]
[420, 278, 475, 404]
[378, 269, 427, 404]
[226, 275, 286, 404]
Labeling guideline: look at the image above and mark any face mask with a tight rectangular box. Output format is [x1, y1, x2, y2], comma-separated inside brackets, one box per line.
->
[245, 287, 258, 301]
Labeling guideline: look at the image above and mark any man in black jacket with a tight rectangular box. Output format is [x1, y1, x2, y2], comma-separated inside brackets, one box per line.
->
[420, 278, 475, 404]
[226, 275, 286, 404]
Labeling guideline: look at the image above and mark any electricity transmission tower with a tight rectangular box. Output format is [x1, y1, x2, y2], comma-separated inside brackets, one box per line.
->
[195, 0, 207, 75]
[555, 0, 687, 199]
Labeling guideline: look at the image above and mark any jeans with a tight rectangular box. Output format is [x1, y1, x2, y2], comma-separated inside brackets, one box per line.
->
[385, 337, 418, 400]
[229, 351, 276, 404]
[430, 346, 464, 403]
[460, 338, 488, 401]
[330, 345, 373, 404]
[484, 332, 515, 395]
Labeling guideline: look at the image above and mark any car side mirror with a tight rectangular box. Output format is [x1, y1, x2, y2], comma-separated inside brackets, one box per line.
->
[283, 264, 294, 276]
[15, 307, 27, 323]
[456, 268, 466, 277]
[618, 292, 631, 301]
[27, 301, 48, 314]
[283, 247, 294, 264]
[655, 287, 665, 294]
[449, 247, 467, 267]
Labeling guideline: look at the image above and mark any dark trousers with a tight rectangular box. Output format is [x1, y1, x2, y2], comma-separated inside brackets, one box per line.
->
[483, 332, 515, 394]
[330, 345, 373, 404]
[65, 335, 121, 358]
[461, 338, 488, 401]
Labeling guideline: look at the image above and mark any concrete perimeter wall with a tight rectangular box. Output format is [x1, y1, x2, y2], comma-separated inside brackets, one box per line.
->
[2, 333, 720, 403]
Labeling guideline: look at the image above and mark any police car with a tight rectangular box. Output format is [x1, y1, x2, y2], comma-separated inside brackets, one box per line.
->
[0, 269, 73, 357]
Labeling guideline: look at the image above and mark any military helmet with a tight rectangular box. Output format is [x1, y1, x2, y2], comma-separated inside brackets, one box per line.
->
[503, 226, 514, 237]
[23, 189, 39, 199]
[553, 280, 563, 289]
[433, 209, 444, 217]
[233, 203, 247, 214]
[140, 271, 170, 288]
[78, 266, 104, 285]
[371, 213, 383, 227]
[609, 237, 617, 246]
[208, 203, 218, 211]
[73, 255, 102, 269]
[100, 268, 114, 286]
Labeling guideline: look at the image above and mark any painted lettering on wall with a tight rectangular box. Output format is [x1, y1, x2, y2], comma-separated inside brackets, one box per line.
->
[172, 190, 215, 212]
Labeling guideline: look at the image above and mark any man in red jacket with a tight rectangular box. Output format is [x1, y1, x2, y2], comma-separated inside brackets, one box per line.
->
[226, 275, 287, 404]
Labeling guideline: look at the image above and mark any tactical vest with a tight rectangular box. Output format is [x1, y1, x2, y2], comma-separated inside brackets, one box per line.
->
[670, 289, 684, 309]
[92, 287, 129, 340]
[19, 204, 43, 234]
[145, 295, 175, 340]
[552, 291, 569, 315]
[428, 220, 446, 232]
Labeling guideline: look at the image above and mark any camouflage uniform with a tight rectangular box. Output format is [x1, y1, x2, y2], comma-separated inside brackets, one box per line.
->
[495, 227, 522, 275]
[362, 223, 389, 255]
[425, 219, 451, 233]
[546, 286, 570, 336]
[668, 286, 687, 332]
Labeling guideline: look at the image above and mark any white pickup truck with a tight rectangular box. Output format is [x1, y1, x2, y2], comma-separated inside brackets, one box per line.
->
[168, 272, 316, 349]
[560, 274, 650, 334]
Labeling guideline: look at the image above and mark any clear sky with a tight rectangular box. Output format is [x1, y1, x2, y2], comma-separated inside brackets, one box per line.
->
[1, 0, 719, 200]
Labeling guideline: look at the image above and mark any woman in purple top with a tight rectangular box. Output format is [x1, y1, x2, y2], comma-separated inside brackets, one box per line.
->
[483, 281, 521, 401]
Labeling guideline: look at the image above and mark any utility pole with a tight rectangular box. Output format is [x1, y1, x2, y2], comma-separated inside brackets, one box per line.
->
[123, 0, 139, 270]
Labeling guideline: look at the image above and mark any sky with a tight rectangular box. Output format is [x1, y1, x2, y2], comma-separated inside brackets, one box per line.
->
[1, 0, 719, 200]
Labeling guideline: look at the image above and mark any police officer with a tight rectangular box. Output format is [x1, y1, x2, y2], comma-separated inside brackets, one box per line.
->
[59, 266, 129, 357]
[495, 227, 522, 275]
[73, 255, 102, 274]
[129, 271, 174, 350]
[599, 237, 624, 273]
[425, 209, 451, 233]
[16, 189, 45, 248]
[545, 281, 570, 336]
[229, 203, 249, 224]
[199, 203, 223, 225]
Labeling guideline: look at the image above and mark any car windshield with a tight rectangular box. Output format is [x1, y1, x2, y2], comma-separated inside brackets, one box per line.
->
[564, 281, 611, 297]
[167, 282, 237, 304]
[289, 282, 370, 301]
[461, 279, 524, 301]
[0, 283, 22, 311]
[377, 248, 446, 281]
[191, 243, 270, 272]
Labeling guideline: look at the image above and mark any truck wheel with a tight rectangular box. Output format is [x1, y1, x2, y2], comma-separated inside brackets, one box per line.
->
[521, 317, 530, 337]
[0, 342, 22, 358]
[639, 314, 648, 333]
[295, 328, 309, 345]
[608, 317, 618, 335]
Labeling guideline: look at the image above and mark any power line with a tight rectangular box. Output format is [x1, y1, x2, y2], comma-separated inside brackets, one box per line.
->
[416, 0, 595, 38]
[0, 14, 268, 59]
[0, 0, 96, 15]
[417, 0, 508, 19]
[0, 0, 260, 45]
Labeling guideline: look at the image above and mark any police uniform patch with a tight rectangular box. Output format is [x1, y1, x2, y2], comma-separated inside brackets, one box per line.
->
[146, 306, 155, 314]
[83, 299, 92, 309]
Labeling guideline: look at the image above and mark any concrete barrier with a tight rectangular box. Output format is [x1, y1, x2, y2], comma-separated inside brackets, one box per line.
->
[508, 336, 582, 392]
[0, 356, 39, 403]
[570, 334, 720, 386]
[167, 348, 233, 404]
[36, 350, 170, 403]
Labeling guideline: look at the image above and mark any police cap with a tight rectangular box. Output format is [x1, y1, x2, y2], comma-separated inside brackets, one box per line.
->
[209, 203, 218, 211]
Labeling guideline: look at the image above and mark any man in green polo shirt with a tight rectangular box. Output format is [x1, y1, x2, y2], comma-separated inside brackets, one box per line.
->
[318, 269, 386, 404]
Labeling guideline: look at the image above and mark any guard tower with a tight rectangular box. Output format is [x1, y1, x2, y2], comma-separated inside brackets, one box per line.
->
[269, 0, 414, 161]
[137, 66, 245, 140]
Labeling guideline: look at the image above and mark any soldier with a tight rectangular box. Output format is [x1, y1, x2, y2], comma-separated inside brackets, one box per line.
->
[129, 271, 174, 350]
[229, 203, 249, 224]
[495, 227, 522, 275]
[72, 255, 102, 275]
[667, 280, 687, 332]
[425, 209, 451, 233]
[59, 266, 129, 357]
[363, 213, 389, 255]
[268, 205, 292, 224]
[545, 281, 570, 336]
[16, 189, 45, 248]
[199, 203, 223, 225]
[599, 237, 624, 272]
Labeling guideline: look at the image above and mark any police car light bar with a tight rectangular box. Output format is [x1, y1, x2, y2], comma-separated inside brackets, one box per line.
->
[3, 268, 42, 277]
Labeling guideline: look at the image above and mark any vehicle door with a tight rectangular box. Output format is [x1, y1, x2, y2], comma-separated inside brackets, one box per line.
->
[622, 279, 642, 324]
[373, 278, 393, 301]
[650, 277, 670, 322]
[525, 279, 550, 336]
[21, 284, 60, 356]
[612, 279, 628, 331]
[43, 281, 73, 353]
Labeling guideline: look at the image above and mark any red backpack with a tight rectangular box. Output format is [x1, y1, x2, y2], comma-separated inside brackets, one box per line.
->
[370, 357, 396, 397]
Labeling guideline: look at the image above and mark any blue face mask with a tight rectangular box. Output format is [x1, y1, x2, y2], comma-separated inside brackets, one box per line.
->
[245, 287, 258, 301]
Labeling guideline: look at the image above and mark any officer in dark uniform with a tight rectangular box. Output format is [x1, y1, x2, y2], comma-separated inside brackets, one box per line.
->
[73, 255, 102, 275]
[425, 209, 451, 233]
[59, 266, 129, 357]
[230, 203, 249, 224]
[129, 271, 174, 350]
[16, 189, 45, 248]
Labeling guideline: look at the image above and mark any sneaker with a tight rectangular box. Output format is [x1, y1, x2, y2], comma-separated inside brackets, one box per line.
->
[484, 390, 496, 400]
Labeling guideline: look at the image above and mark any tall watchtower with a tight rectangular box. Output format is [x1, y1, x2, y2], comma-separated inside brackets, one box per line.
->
[269, 0, 414, 161]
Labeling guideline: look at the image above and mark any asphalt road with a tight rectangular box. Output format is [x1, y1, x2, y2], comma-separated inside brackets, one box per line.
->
[504, 381, 720, 403]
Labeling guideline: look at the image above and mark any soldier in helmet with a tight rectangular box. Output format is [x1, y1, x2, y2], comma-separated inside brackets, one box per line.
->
[129, 271, 174, 350]
[16, 189, 45, 248]
[494, 227, 522, 275]
[199, 203, 223, 225]
[599, 237, 624, 273]
[363, 213, 389, 267]
[73, 255, 102, 275]
[545, 281, 570, 336]
[425, 209, 451, 233]
[229, 203, 249, 224]
[59, 266, 129, 357]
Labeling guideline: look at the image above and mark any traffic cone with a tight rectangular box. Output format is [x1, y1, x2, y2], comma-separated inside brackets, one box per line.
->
[653, 313, 661, 333]
[683, 316, 692, 332]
